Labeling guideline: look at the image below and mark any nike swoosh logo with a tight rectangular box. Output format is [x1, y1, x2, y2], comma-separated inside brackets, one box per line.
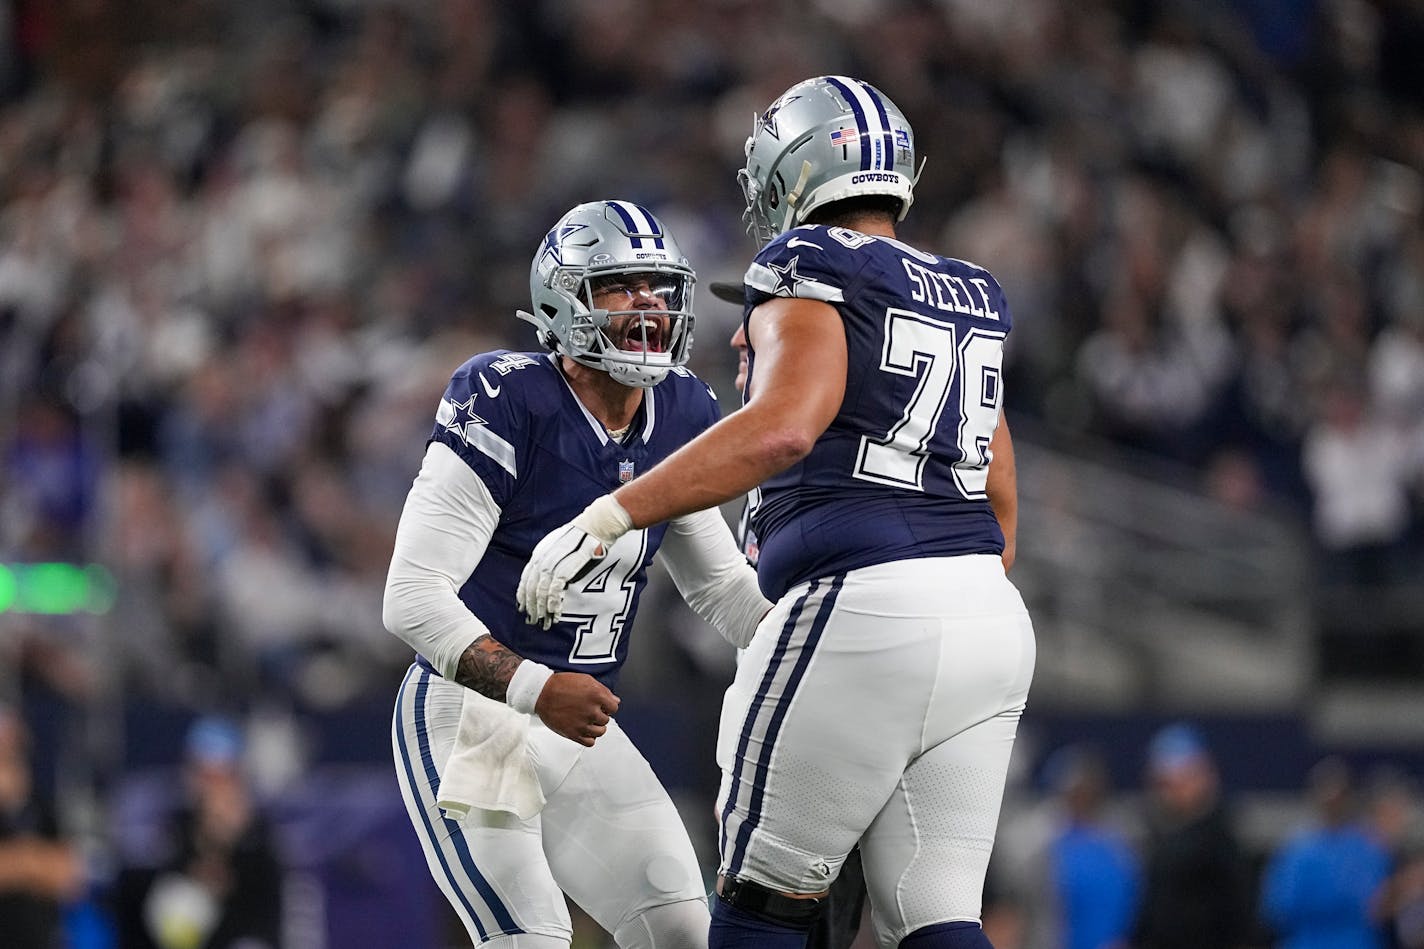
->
[786, 238, 822, 250]
[479, 372, 501, 398]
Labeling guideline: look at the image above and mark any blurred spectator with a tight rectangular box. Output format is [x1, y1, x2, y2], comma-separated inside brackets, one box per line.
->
[1366, 770, 1424, 949]
[1366, 767, 1422, 877]
[1366, 302, 1424, 567]
[1, 392, 101, 560]
[1260, 756, 1392, 949]
[1021, 744, 1140, 949]
[112, 716, 283, 949]
[1133, 723, 1253, 949]
[1381, 848, 1424, 949]
[1301, 379, 1414, 588]
[0, 701, 84, 948]
[1072, 175, 1237, 467]
[99, 459, 218, 705]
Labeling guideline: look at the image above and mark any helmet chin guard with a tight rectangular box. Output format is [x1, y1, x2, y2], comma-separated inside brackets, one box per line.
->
[518, 201, 696, 388]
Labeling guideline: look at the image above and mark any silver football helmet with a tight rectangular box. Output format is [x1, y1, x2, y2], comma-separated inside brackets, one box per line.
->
[740, 75, 920, 246]
[518, 200, 696, 388]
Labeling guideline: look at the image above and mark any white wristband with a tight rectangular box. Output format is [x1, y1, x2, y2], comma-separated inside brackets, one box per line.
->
[573, 494, 634, 545]
[506, 660, 554, 715]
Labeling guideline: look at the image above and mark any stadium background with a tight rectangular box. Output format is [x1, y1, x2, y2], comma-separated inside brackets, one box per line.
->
[1, 0, 1422, 946]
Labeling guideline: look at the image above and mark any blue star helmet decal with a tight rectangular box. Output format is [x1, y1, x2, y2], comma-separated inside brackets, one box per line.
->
[539, 221, 590, 269]
[758, 94, 801, 140]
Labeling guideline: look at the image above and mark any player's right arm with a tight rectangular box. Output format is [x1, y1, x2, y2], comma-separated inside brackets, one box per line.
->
[515, 296, 846, 625]
[613, 295, 847, 526]
[383, 440, 618, 746]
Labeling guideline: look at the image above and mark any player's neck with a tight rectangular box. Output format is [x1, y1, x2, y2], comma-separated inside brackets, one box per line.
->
[846, 218, 896, 239]
[811, 213, 896, 239]
[559, 357, 642, 432]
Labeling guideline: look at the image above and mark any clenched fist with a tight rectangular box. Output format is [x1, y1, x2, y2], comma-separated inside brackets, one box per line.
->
[535, 672, 621, 747]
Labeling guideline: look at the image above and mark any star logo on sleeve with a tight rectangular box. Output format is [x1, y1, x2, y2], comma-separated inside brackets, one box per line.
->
[441, 396, 488, 446]
[768, 254, 807, 295]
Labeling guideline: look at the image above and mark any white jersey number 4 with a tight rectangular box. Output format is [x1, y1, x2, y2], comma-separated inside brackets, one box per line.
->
[558, 530, 648, 663]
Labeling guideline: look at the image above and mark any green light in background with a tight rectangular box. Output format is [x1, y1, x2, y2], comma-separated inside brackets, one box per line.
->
[84, 564, 117, 614]
[0, 563, 116, 615]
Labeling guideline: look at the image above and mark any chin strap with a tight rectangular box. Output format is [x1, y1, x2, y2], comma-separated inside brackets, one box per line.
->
[515, 308, 546, 333]
[784, 160, 813, 211]
[515, 309, 557, 351]
[900, 155, 928, 220]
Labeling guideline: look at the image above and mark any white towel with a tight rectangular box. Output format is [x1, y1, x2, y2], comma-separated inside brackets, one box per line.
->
[436, 689, 546, 821]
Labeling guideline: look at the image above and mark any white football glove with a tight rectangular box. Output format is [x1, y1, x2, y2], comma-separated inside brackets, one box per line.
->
[517, 495, 634, 628]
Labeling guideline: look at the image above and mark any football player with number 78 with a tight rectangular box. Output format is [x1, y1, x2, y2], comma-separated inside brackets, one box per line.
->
[518, 77, 1036, 949]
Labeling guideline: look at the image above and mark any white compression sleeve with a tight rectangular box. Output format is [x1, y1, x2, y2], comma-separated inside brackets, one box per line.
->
[658, 507, 771, 648]
[382, 441, 501, 679]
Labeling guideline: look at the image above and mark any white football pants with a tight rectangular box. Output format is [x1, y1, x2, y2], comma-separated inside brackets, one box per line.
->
[715, 555, 1036, 948]
[393, 664, 710, 948]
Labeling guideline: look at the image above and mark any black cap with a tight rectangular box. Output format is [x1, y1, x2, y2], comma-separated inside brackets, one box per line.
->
[709, 281, 743, 304]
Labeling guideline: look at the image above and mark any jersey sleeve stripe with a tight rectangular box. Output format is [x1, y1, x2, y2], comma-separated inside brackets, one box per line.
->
[746, 260, 846, 302]
[463, 424, 518, 477]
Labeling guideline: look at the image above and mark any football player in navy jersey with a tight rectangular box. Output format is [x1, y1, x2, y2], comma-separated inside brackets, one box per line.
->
[383, 200, 770, 949]
[520, 78, 1035, 949]
[714, 281, 869, 949]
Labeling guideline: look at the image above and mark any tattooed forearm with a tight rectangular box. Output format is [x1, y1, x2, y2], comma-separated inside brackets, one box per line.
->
[453, 635, 525, 701]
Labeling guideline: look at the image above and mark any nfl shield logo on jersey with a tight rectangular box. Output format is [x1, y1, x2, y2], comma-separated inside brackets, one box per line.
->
[618, 460, 635, 483]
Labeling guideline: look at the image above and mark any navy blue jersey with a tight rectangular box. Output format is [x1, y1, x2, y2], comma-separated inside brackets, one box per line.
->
[429, 351, 721, 688]
[743, 224, 1010, 600]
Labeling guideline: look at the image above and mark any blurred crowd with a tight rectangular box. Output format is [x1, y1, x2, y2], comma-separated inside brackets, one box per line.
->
[2, 0, 1424, 945]
[4, 0, 1424, 716]
[987, 724, 1424, 949]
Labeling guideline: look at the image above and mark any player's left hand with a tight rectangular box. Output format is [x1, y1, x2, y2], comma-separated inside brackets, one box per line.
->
[517, 495, 634, 627]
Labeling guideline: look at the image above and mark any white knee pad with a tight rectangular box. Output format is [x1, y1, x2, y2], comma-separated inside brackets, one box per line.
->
[613, 897, 710, 949]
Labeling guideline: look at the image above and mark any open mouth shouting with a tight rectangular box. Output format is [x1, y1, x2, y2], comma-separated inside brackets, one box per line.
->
[615, 314, 668, 353]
